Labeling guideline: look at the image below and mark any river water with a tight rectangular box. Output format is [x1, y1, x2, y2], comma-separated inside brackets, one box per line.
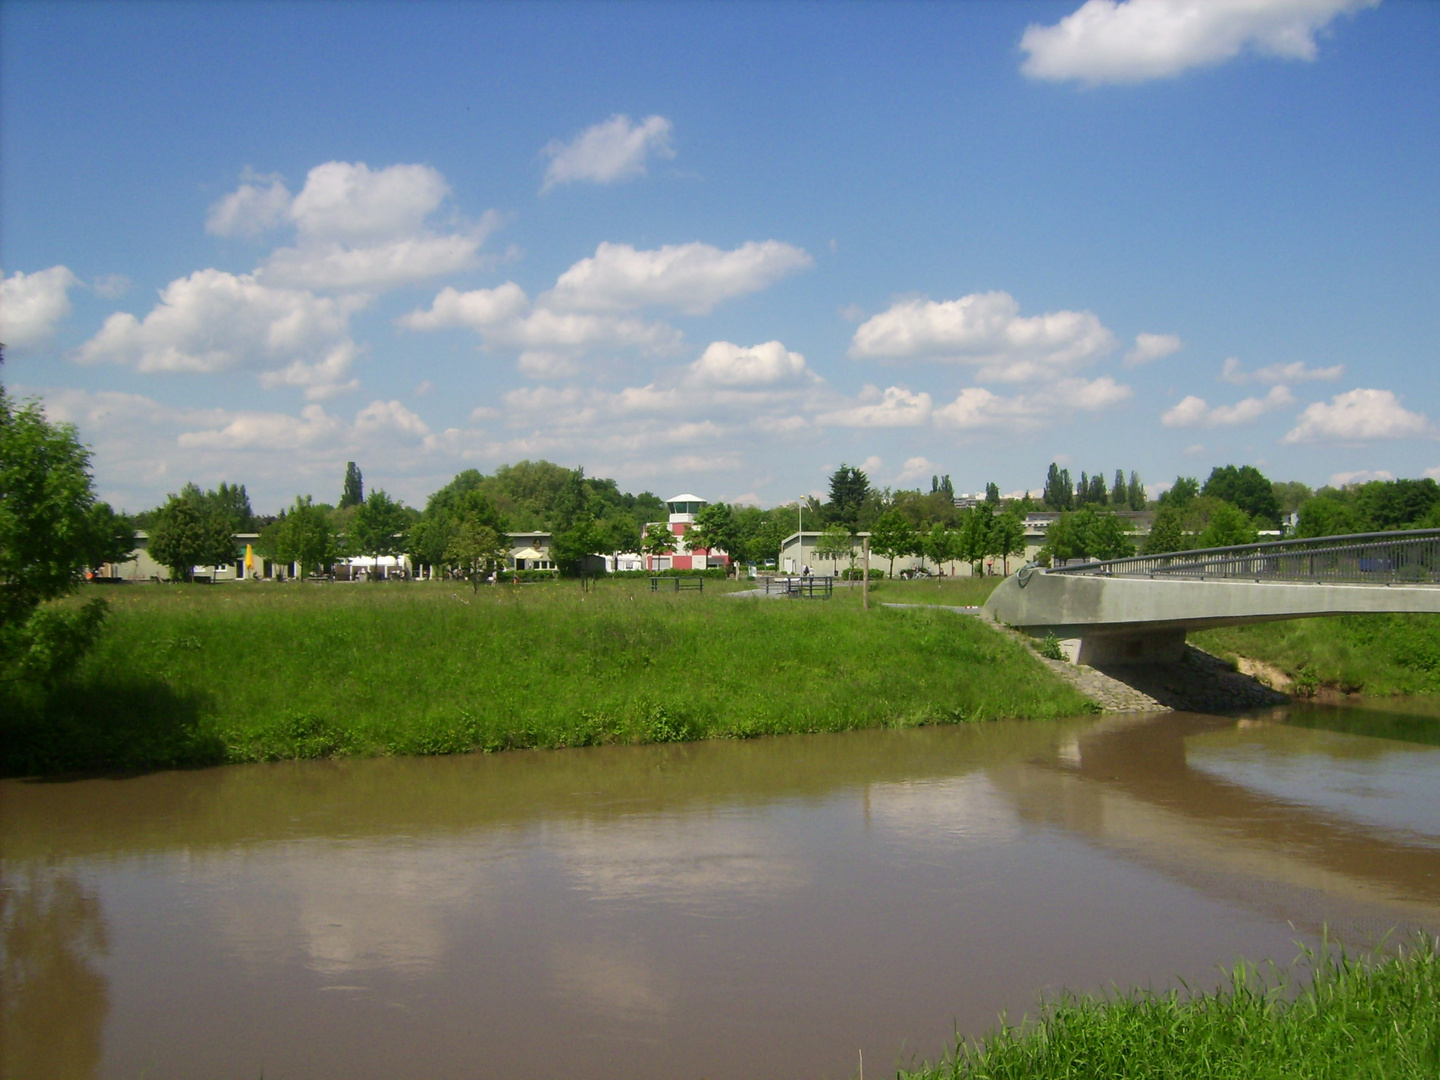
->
[4, 703, 1439, 1080]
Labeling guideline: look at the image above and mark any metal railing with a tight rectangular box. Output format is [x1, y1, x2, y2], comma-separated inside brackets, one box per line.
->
[762, 575, 835, 598]
[1047, 529, 1440, 586]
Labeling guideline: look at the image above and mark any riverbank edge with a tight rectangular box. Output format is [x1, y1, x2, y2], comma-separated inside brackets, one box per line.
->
[899, 937, 1440, 1080]
[0, 583, 1099, 777]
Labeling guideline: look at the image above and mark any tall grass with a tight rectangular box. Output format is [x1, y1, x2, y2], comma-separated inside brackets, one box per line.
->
[1194, 613, 1440, 697]
[903, 937, 1440, 1080]
[0, 578, 1088, 775]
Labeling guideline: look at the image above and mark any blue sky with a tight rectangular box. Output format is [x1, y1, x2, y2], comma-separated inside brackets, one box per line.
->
[3, 0, 1437, 513]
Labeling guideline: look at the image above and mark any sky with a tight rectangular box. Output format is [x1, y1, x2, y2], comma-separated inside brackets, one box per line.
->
[2, 0, 1438, 514]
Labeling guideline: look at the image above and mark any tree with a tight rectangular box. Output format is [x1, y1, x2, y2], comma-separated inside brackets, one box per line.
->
[411, 477, 506, 575]
[869, 510, 917, 577]
[920, 522, 957, 576]
[148, 484, 237, 582]
[1203, 465, 1280, 526]
[340, 462, 364, 509]
[1197, 501, 1259, 548]
[828, 464, 870, 528]
[1159, 476, 1200, 508]
[444, 518, 507, 592]
[84, 503, 137, 574]
[1111, 469, 1126, 508]
[641, 522, 677, 558]
[0, 376, 111, 680]
[985, 482, 1000, 505]
[1272, 480, 1313, 517]
[1085, 511, 1137, 560]
[1126, 471, 1146, 511]
[990, 511, 1027, 574]
[815, 524, 853, 577]
[691, 502, 740, 566]
[1296, 497, 1358, 538]
[1143, 505, 1186, 555]
[212, 482, 254, 530]
[267, 496, 334, 580]
[351, 489, 409, 580]
[958, 505, 994, 574]
[1042, 463, 1073, 510]
[552, 513, 608, 574]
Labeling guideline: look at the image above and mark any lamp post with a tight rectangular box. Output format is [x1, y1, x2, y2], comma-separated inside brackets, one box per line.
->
[797, 497, 803, 576]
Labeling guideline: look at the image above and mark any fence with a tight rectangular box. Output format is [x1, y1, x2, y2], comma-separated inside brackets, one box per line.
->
[1045, 530, 1440, 586]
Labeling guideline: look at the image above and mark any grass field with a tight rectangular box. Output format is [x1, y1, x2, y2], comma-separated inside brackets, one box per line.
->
[903, 938, 1440, 1080]
[1193, 613, 1440, 697]
[0, 575, 1087, 776]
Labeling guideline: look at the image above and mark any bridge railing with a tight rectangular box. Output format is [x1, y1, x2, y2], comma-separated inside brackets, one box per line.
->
[1047, 529, 1440, 586]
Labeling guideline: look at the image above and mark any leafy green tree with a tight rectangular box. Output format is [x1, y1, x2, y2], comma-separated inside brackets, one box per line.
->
[990, 511, 1028, 574]
[149, 484, 238, 581]
[340, 462, 364, 509]
[691, 502, 740, 564]
[1111, 470, 1126, 508]
[0, 378, 112, 680]
[1350, 478, 1440, 531]
[212, 482, 254, 530]
[411, 478, 506, 575]
[920, 522, 956, 575]
[1127, 471, 1146, 511]
[1042, 463, 1073, 510]
[869, 509, 917, 577]
[1159, 476, 1200, 508]
[84, 503, 137, 574]
[1197, 501, 1259, 548]
[815, 523, 853, 576]
[264, 496, 335, 580]
[1143, 505, 1186, 555]
[827, 464, 871, 529]
[444, 518, 507, 592]
[1085, 511, 1137, 560]
[641, 522, 676, 558]
[958, 504, 994, 574]
[1296, 496, 1359, 538]
[1272, 480, 1313, 516]
[552, 513, 609, 574]
[1203, 465, 1280, 525]
[351, 489, 409, 580]
[984, 481, 1000, 505]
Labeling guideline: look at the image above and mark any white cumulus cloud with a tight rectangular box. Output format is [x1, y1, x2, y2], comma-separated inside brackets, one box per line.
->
[816, 385, 934, 428]
[1161, 384, 1295, 427]
[849, 290, 1115, 382]
[541, 114, 675, 192]
[685, 341, 812, 387]
[1020, 0, 1379, 86]
[546, 240, 813, 315]
[1124, 331, 1182, 366]
[75, 268, 363, 379]
[895, 456, 938, 484]
[1284, 388, 1433, 444]
[1, 265, 80, 350]
[1329, 469, 1395, 487]
[206, 172, 293, 237]
[1220, 356, 1343, 384]
[933, 377, 1132, 430]
[288, 161, 451, 241]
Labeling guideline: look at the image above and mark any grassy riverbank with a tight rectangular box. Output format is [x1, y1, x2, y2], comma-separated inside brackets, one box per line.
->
[0, 577, 1086, 776]
[904, 939, 1440, 1080]
[1193, 613, 1440, 697]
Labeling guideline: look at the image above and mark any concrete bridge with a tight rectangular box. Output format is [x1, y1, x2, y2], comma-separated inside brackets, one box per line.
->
[982, 529, 1440, 665]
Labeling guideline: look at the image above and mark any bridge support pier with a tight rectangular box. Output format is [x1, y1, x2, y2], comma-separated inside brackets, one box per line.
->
[1069, 629, 1187, 666]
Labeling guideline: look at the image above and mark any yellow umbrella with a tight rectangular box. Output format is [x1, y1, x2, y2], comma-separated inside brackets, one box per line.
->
[245, 544, 255, 575]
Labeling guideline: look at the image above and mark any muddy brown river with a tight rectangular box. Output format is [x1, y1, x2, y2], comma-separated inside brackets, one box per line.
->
[4, 703, 1439, 1079]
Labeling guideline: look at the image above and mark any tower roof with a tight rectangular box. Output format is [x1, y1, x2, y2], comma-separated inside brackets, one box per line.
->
[666, 493, 705, 504]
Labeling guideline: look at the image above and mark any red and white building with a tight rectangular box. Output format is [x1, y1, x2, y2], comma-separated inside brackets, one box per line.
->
[642, 493, 731, 571]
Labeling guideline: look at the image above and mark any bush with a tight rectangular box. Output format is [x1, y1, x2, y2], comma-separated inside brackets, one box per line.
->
[840, 568, 885, 580]
[610, 567, 728, 580]
[1039, 632, 1066, 661]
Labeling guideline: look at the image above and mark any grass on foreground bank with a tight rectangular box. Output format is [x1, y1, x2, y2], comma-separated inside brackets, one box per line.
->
[903, 938, 1440, 1080]
[0, 576, 1086, 776]
[1193, 612, 1440, 697]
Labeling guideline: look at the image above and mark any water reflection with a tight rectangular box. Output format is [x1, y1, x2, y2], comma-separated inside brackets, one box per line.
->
[0, 866, 109, 1080]
[2, 704, 1439, 1080]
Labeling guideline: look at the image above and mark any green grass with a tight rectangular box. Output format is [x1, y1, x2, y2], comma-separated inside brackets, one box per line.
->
[1193, 613, 1440, 697]
[0, 576, 1085, 776]
[903, 937, 1440, 1080]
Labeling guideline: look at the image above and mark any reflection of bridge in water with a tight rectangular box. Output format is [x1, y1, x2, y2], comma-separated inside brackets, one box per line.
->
[987, 711, 1440, 931]
[983, 530, 1440, 664]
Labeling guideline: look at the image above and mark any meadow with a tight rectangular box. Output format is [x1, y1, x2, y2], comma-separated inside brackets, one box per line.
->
[902, 938, 1440, 1080]
[1193, 613, 1440, 697]
[0, 575, 1089, 776]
